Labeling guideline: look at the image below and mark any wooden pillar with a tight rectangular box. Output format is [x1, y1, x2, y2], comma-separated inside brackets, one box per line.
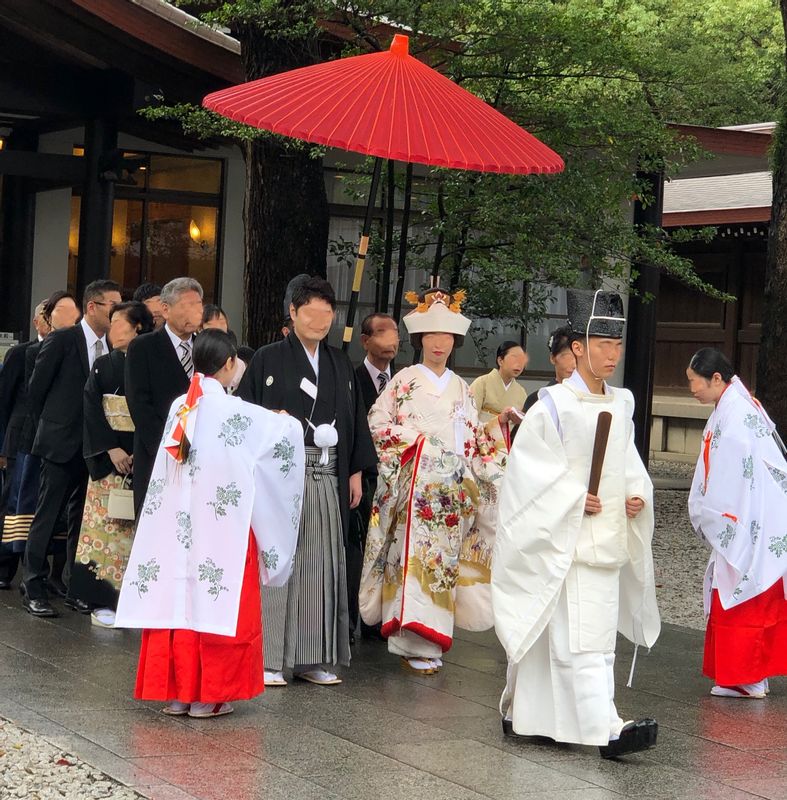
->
[0, 131, 38, 341]
[624, 171, 664, 465]
[76, 117, 117, 299]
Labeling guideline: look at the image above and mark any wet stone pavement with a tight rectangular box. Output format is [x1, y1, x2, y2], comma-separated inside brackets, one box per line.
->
[0, 472, 786, 799]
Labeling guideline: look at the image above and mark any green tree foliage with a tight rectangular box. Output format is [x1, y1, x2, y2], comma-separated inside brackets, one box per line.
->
[159, 0, 782, 339]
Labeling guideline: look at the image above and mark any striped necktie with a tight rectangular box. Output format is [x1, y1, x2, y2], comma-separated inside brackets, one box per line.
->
[377, 372, 388, 394]
[93, 339, 104, 367]
[179, 340, 193, 378]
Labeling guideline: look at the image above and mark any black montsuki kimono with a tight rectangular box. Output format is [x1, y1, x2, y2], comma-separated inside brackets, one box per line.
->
[237, 334, 376, 542]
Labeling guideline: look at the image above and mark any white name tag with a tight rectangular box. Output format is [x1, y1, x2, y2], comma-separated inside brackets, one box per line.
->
[300, 377, 318, 400]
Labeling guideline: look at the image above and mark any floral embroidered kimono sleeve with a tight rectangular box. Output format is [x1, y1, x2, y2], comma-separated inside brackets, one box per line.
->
[688, 382, 787, 610]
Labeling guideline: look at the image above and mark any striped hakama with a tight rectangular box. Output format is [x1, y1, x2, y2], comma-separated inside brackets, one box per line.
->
[263, 446, 350, 670]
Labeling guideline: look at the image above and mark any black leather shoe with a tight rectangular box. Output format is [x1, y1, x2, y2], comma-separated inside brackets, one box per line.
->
[0, 579, 12, 590]
[23, 597, 58, 617]
[599, 719, 658, 759]
[65, 597, 92, 614]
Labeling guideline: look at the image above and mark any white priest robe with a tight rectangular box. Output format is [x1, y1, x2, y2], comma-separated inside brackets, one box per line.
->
[116, 378, 305, 637]
[492, 371, 660, 745]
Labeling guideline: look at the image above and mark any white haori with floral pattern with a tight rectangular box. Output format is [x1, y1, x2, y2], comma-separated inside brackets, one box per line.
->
[115, 377, 305, 636]
[689, 376, 787, 612]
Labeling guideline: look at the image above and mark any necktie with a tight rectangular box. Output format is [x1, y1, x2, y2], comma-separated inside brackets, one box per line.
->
[179, 341, 193, 378]
[377, 372, 388, 394]
[93, 339, 104, 367]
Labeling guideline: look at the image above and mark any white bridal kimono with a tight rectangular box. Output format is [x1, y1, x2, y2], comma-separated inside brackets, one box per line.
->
[493, 371, 660, 745]
[359, 364, 508, 656]
[116, 378, 305, 637]
[688, 376, 787, 613]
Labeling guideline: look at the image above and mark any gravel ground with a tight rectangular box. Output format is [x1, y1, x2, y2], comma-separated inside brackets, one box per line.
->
[0, 718, 143, 799]
[650, 459, 707, 631]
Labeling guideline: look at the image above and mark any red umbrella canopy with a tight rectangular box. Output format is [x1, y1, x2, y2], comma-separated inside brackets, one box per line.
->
[203, 34, 563, 175]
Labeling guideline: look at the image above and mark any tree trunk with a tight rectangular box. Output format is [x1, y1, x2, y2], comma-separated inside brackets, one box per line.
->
[238, 15, 329, 348]
[756, 1, 787, 429]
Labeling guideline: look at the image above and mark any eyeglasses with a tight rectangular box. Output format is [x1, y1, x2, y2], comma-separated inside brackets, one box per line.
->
[93, 301, 117, 309]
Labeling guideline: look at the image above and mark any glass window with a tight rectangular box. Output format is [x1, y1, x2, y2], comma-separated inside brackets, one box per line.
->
[145, 203, 219, 303]
[69, 150, 223, 303]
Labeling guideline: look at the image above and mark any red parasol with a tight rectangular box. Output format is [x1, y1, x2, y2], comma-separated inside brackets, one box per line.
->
[204, 34, 564, 344]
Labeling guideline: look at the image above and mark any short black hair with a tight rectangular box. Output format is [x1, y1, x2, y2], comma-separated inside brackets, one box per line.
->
[410, 332, 465, 350]
[291, 276, 336, 311]
[202, 304, 228, 326]
[237, 345, 255, 365]
[496, 340, 523, 363]
[43, 290, 78, 322]
[193, 329, 237, 376]
[688, 348, 734, 383]
[361, 312, 395, 337]
[548, 325, 572, 357]
[132, 283, 162, 303]
[110, 301, 155, 335]
[83, 279, 121, 308]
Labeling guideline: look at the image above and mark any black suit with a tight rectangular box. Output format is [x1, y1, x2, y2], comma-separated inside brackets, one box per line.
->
[23, 324, 100, 600]
[0, 340, 36, 582]
[346, 360, 394, 635]
[125, 326, 190, 512]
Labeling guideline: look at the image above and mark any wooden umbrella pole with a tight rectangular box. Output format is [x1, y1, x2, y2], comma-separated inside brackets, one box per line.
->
[342, 156, 383, 351]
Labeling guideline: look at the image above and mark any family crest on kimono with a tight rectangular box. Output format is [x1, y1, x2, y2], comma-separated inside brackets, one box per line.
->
[469, 341, 528, 424]
[493, 289, 660, 758]
[238, 276, 376, 688]
[359, 284, 513, 676]
[687, 348, 787, 699]
[70, 301, 155, 628]
[115, 329, 305, 718]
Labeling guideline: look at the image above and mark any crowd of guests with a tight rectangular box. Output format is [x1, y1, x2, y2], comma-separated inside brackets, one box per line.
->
[1, 275, 785, 757]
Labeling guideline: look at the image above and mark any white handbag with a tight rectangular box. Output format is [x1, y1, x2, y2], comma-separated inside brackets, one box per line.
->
[107, 475, 135, 521]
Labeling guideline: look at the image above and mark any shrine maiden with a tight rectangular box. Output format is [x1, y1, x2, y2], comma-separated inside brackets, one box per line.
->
[359, 285, 511, 675]
[493, 289, 660, 758]
[687, 348, 787, 699]
[116, 330, 304, 718]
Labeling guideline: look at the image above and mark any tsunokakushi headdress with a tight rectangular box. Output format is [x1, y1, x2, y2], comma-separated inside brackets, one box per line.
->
[403, 279, 471, 339]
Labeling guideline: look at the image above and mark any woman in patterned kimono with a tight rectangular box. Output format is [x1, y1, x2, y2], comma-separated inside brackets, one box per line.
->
[70, 301, 154, 627]
[469, 341, 528, 424]
[359, 286, 512, 675]
[115, 330, 305, 718]
[687, 348, 787, 699]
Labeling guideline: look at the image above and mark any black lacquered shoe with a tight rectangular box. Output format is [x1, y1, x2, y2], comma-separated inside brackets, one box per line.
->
[65, 597, 92, 614]
[23, 597, 58, 617]
[599, 719, 658, 759]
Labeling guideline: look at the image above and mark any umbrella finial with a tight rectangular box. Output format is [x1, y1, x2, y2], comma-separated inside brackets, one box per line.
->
[390, 34, 409, 56]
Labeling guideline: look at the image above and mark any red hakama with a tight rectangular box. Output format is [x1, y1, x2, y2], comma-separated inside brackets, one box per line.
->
[134, 533, 264, 703]
[704, 578, 787, 686]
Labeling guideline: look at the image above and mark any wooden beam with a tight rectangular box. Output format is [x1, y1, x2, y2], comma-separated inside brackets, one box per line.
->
[0, 150, 85, 184]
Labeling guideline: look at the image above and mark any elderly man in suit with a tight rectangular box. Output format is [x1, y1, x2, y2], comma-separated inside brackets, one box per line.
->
[126, 277, 203, 513]
[347, 313, 399, 641]
[23, 280, 122, 617]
